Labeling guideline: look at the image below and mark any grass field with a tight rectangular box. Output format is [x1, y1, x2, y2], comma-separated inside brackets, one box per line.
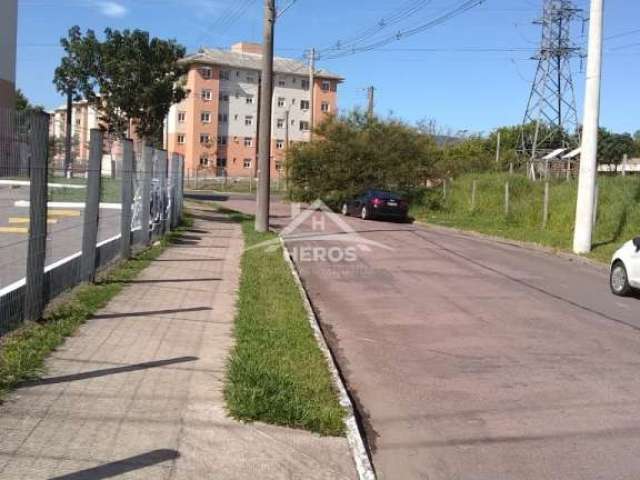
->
[411, 173, 640, 263]
[223, 210, 345, 436]
[46, 176, 122, 203]
[0, 218, 191, 400]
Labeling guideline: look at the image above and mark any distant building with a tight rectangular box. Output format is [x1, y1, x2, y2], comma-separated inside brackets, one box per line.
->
[166, 42, 343, 177]
[49, 100, 101, 169]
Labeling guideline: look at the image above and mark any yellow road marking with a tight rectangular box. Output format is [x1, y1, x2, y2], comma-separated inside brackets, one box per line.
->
[0, 227, 28, 234]
[48, 209, 81, 217]
[9, 217, 58, 225]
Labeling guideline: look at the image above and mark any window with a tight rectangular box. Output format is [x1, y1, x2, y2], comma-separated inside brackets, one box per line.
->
[76, 119, 81, 126]
[177, 134, 185, 144]
[299, 121, 310, 131]
[244, 137, 253, 147]
[322, 80, 331, 91]
[200, 67, 212, 79]
[277, 97, 286, 107]
[278, 78, 286, 87]
[234, 114, 239, 120]
[177, 111, 186, 123]
[246, 95, 254, 105]
[200, 133, 210, 144]
[275, 161, 283, 171]
[217, 136, 227, 145]
[217, 158, 227, 167]
[243, 159, 252, 169]
[246, 75, 255, 83]
[321, 102, 330, 113]
[291, 98, 296, 105]
[201, 111, 211, 123]
[220, 70, 230, 80]
[245, 115, 253, 126]
[300, 100, 310, 110]
[292, 77, 297, 84]
[301, 79, 309, 90]
[276, 118, 284, 129]
[218, 113, 228, 122]
[276, 139, 284, 149]
[201, 89, 212, 101]
[219, 93, 229, 102]
[199, 155, 209, 166]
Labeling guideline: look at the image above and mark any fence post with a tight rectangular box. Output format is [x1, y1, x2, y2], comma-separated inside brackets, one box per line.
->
[170, 153, 180, 229]
[180, 156, 185, 222]
[140, 145, 153, 246]
[542, 180, 550, 229]
[509, 162, 514, 175]
[622, 154, 628, 177]
[157, 150, 169, 235]
[80, 129, 103, 282]
[504, 181, 510, 216]
[442, 179, 447, 199]
[120, 139, 134, 259]
[592, 182, 599, 228]
[24, 112, 50, 321]
[470, 180, 477, 211]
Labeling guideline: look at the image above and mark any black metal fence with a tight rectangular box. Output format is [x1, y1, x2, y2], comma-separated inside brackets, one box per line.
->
[0, 108, 185, 335]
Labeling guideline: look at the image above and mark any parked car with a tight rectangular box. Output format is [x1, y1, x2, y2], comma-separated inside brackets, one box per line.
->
[341, 189, 409, 222]
[610, 236, 640, 296]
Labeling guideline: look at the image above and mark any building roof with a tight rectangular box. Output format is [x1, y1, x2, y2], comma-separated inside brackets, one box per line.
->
[183, 48, 343, 81]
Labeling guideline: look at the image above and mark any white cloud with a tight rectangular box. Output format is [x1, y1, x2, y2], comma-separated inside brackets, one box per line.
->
[95, 1, 128, 18]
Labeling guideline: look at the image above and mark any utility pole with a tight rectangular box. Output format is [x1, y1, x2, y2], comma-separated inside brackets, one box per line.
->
[308, 48, 315, 137]
[367, 86, 375, 120]
[495, 131, 501, 165]
[65, 86, 73, 177]
[573, 0, 604, 254]
[255, 0, 275, 233]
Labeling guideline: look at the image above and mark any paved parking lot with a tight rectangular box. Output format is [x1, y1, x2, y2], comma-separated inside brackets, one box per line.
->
[0, 185, 121, 289]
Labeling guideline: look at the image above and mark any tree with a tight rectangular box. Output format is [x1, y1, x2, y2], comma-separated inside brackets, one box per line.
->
[597, 128, 635, 164]
[90, 28, 187, 145]
[286, 112, 439, 206]
[14, 89, 44, 113]
[53, 26, 97, 176]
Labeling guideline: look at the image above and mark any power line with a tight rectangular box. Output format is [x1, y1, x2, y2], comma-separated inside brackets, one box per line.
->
[318, 0, 487, 61]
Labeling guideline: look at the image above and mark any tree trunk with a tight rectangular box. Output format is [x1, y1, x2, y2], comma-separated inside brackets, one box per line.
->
[64, 88, 73, 178]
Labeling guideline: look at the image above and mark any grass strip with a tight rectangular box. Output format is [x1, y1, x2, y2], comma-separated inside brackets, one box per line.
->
[412, 173, 640, 264]
[0, 218, 191, 401]
[222, 209, 345, 437]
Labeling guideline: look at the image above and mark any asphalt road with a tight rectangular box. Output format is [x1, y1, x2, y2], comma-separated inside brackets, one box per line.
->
[193, 193, 640, 480]
[0, 185, 121, 289]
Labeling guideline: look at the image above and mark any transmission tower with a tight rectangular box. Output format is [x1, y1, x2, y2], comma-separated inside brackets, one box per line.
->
[521, 0, 583, 162]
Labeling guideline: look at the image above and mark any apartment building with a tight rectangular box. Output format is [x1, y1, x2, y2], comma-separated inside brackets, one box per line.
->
[166, 42, 343, 177]
[49, 100, 101, 169]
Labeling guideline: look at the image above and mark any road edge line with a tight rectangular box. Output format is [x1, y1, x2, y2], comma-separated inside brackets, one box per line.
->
[279, 237, 376, 480]
[415, 221, 609, 272]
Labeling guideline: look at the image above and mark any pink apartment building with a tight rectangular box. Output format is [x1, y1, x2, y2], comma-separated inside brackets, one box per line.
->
[165, 42, 343, 177]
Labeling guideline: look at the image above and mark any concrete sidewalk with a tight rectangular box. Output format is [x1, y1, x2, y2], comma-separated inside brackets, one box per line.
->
[0, 204, 355, 479]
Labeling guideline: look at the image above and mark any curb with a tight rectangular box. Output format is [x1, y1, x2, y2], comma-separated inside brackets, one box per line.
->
[280, 237, 377, 480]
[414, 220, 610, 273]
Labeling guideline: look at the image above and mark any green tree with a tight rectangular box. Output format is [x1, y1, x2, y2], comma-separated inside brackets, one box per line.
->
[14, 89, 44, 113]
[286, 112, 439, 206]
[90, 28, 188, 145]
[598, 128, 635, 164]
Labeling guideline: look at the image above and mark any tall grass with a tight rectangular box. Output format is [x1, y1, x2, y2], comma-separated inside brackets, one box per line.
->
[412, 173, 640, 263]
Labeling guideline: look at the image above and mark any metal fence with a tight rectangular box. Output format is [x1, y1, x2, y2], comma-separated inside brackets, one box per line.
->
[184, 169, 287, 193]
[0, 108, 185, 335]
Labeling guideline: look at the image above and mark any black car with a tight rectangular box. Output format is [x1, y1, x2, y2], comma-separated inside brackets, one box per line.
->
[341, 190, 409, 222]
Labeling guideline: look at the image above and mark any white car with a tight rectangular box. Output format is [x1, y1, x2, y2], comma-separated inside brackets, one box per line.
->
[610, 237, 640, 296]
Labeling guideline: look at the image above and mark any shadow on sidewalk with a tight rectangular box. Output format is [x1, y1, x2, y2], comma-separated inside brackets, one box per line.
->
[20, 356, 198, 387]
[49, 449, 180, 480]
[91, 306, 212, 320]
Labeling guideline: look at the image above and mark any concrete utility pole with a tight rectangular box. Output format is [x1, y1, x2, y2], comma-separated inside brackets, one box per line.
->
[255, 0, 275, 233]
[573, 0, 604, 254]
[367, 86, 375, 120]
[0, 0, 18, 110]
[308, 48, 316, 136]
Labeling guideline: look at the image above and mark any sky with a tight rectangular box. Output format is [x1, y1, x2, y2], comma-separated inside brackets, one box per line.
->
[15, 0, 640, 136]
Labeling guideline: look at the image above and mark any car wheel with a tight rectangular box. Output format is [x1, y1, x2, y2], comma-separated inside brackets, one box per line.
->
[341, 203, 349, 216]
[361, 206, 369, 220]
[611, 261, 632, 296]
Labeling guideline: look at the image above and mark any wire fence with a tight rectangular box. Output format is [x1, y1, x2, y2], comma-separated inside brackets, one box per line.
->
[0, 108, 185, 336]
[184, 169, 288, 193]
